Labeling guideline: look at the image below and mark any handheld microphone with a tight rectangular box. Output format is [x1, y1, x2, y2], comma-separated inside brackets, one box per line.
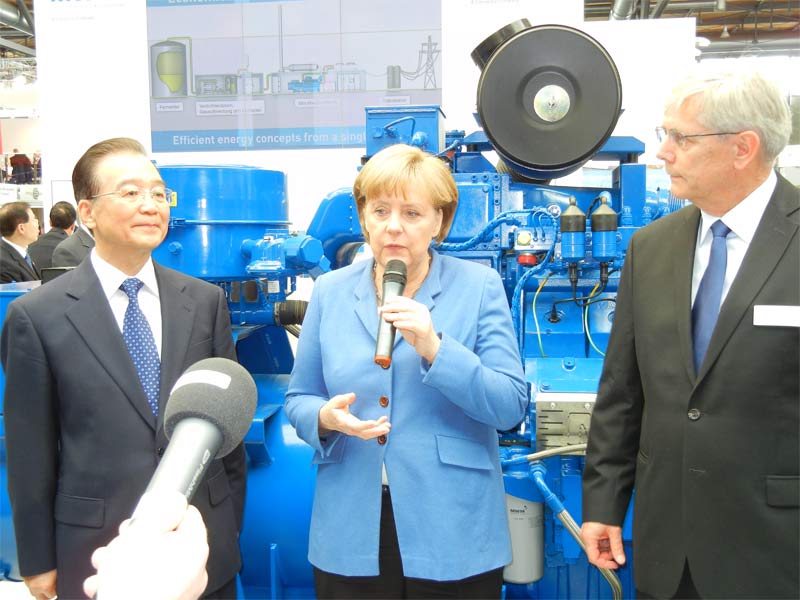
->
[374, 259, 407, 369]
[133, 357, 257, 516]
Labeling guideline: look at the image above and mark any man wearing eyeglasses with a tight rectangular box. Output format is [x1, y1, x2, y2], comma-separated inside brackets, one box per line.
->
[1, 138, 246, 600]
[582, 70, 798, 599]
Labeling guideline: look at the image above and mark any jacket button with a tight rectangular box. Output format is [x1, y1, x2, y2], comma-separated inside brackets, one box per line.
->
[377, 435, 387, 445]
[157, 446, 165, 457]
[687, 408, 701, 421]
[379, 396, 389, 408]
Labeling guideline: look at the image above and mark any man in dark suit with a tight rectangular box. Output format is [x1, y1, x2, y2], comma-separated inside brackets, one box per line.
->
[1, 138, 246, 600]
[0, 201, 40, 283]
[27, 201, 77, 270]
[581, 70, 798, 599]
[52, 222, 95, 267]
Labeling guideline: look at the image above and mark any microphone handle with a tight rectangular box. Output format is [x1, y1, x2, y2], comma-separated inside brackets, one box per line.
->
[374, 280, 406, 369]
[138, 418, 223, 509]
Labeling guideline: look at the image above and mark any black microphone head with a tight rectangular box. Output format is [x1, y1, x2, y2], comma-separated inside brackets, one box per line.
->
[164, 358, 257, 458]
[383, 259, 407, 285]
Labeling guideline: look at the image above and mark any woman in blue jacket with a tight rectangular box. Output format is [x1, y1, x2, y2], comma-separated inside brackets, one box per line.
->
[285, 144, 527, 598]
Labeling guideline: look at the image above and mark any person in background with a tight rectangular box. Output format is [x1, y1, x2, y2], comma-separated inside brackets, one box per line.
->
[2, 137, 246, 600]
[0, 201, 40, 283]
[83, 490, 210, 600]
[581, 69, 798, 599]
[52, 216, 96, 267]
[32, 151, 42, 183]
[9, 148, 33, 184]
[285, 144, 527, 599]
[27, 201, 77, 270]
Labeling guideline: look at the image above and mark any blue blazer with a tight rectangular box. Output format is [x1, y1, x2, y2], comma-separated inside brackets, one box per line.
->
[285, 251, 527, 581]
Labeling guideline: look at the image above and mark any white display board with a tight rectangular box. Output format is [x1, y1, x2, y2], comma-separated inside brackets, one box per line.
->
[35, 0, 694, 229]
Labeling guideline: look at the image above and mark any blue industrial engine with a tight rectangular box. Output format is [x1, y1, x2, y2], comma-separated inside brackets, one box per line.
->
[0, 22, 683, 599]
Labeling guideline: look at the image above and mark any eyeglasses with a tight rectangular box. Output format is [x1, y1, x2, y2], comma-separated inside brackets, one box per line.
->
[90, 185, 173, 205]
[655, 127, 741, 149]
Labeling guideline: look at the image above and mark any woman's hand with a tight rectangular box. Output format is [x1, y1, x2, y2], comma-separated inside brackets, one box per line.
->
[319, 392, 391, 440]
[379, 296, 440, 363]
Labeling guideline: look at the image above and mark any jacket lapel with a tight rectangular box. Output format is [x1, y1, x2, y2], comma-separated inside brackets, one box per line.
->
[698, 175, 799, 380]
[64, 261, 157, 430]
[154, 264, 196, 421]
[672, 207, 701, 382]
[354, 261, 380, 342]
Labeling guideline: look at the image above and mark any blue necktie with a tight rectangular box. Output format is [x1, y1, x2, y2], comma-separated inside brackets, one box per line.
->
[120, 278, 161, 415]
[692, 220, 731, 372]
[24, 254, 33, 269]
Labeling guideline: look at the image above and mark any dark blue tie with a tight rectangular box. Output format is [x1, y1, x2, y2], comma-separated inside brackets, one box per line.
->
[692, 220, 731, 372]
[120, 278, 161, 415]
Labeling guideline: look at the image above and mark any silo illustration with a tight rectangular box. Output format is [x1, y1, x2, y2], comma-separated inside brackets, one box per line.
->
[151, 40, 188, 97]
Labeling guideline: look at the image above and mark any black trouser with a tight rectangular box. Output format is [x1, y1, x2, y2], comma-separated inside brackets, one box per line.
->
[314, 486, 504, 599]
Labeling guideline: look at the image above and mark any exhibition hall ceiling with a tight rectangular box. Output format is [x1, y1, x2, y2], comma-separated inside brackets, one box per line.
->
[0, 0, 798, 87]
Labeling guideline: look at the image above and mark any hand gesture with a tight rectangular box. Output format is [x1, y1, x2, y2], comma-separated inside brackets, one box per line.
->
[318, 392, 391, 440]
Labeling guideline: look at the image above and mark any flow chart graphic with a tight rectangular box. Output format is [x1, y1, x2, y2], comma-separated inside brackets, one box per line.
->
[146, 0, 442, 151]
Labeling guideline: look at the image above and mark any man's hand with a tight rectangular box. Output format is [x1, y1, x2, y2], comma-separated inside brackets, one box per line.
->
[23, 569, 57, 600]
[581, 521, 626, 569]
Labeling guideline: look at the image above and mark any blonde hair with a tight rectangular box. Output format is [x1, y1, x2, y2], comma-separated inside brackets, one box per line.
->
[353, 144, 458, 244]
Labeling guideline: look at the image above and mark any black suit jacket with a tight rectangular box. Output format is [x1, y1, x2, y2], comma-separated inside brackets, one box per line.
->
[52, 227, 95, 268]
[1, 258, 247, 599]
[0, 238, 39, 283]
[583, 174, 799, 599]
[27, 228, 69, 270]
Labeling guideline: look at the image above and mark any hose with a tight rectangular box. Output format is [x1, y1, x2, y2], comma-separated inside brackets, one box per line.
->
[501, 443, 587, 467]
[273, 300, 308, 326]
[529, 465, 623, 600]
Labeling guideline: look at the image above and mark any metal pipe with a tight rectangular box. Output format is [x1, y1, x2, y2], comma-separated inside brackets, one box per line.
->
[0, 0, 33, 35]
[640, 0, 650, 19]
[501, 443, 587, 467]
[651, 0, 672, 18]
[610, 0, 636, 20]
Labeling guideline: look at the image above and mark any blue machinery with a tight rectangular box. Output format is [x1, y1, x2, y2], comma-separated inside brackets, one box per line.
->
[0, 22, 683, 599]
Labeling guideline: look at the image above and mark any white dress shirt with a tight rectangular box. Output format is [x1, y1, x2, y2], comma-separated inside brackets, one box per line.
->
[691, 171, 777, 307]
[90, 250, 163, 358]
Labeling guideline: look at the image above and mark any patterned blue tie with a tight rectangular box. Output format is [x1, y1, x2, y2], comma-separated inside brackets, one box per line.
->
[692, 220, 731, 372]
[120, 278, 161, 415]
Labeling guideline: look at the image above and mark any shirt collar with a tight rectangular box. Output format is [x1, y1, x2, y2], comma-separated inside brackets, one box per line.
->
[697, 170, 776, 244]
[2, 237, 29, 258]
[90, 249, 159, 302]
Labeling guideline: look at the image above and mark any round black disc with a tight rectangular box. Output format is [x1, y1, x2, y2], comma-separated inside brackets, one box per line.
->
[475, 24, 622, 179]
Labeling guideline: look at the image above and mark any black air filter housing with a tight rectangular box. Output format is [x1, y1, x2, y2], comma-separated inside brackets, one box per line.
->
[473, 22, 622, 181]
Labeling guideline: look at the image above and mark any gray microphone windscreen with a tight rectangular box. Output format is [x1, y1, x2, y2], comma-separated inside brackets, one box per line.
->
[164, 357, 257, 458]
[384, 259, 407, 285]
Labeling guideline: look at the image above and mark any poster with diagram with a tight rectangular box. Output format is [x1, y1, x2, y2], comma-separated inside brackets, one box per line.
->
[146, 0, 442, 152]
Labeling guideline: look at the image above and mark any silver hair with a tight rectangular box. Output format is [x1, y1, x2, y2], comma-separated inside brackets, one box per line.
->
[665, 69, 791, 163]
